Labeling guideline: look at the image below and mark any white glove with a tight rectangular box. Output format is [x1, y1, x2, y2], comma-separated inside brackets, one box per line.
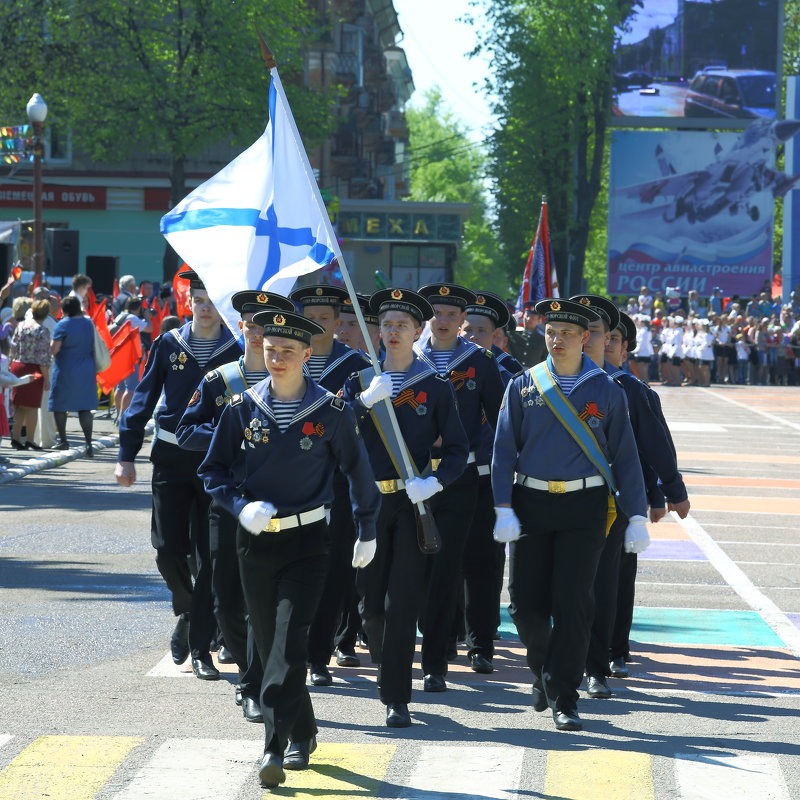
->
[359, 374, 393, 408]
[493, 507, 522, 543]
[352, 538, 377, 568]
[624, 514, 650, 554]
[238, 501, 277, 535]
[405, 476, 443, 504]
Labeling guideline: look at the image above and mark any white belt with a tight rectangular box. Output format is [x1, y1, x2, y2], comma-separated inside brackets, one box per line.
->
[477, 464, 490, 476]
[156, 429, 179, 445]
[256, 505, 327, 533]
[515, 474, 605, 494]
[467, 451, 476, 464]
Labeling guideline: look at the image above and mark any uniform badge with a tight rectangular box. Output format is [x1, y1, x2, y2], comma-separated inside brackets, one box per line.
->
[244, 427, 253, 440]
[169, 353, 177, 363]
[579, 401, 604, 429]
[534, 395, 545, 406]
[550, 301, 561, 312]
[250, 418, 262, 429]
[466, 378, 476, 391]
[178, 364, 184, 370]
[299, 436, 313, 450]
[252, 431, 262, 442]
[188, 390, 200, 407]
[178, 352, 188, 364]
[215, 395, 224, 406]
[391, 289, 403, 300]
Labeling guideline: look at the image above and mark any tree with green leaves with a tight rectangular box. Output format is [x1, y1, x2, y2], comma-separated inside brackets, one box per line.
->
[405, 88, 508, 295]
[0, 0, 332, 278]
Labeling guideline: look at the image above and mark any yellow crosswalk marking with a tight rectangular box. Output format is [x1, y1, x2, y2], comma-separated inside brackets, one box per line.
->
[544, 749, 654, 800]
[266, 743, 396, 798]
[0, 735, 142, 800]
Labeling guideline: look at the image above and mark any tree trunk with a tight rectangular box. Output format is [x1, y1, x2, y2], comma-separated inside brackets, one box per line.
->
[162, 154, 186, 282]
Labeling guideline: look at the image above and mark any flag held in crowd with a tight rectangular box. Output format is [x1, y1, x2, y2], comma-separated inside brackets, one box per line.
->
[160, 68, 337, 336]
[96, 321, 142, 395]
[517, 196, 558, 310]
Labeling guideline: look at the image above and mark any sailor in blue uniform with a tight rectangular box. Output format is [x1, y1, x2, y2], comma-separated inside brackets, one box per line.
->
[343, 288, 469, 729]
[115, 268, 241, 680]
[492, 298, 648, 732]
[415, 283, 506, 692]
[199, 309, 380, 789]
[458, 291, 516, 672]
[175, 289, 295, 719]
[289, 285, 372, 686]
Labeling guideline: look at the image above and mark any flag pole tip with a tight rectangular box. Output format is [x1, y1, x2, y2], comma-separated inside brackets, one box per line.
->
[255, 26, 277, 70]
[541, 194, 547, 203]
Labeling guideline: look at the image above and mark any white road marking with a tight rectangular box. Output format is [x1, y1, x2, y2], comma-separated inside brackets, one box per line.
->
[145, 652, 192, 677]
[675, 752, 791, 800]
[0, 736, 12, 750]
[696, 387, 800, 433]
[673, 512, 800, 658]
[110, 738, 262, 800]
[402, 745, 524, 799]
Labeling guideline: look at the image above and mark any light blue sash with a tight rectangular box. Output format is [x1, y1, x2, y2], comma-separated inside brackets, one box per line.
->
[218, 359, 248, 398]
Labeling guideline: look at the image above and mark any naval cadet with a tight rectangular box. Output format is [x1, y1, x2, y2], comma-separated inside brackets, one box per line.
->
[342, 288, 469, 728]
[115, 268, 241, 680]
[415, 283, 506, 692]
[289, 285, 371, 686]
[505, 300, 548, 368]
[492, 298, 648, 732]
[199, 309, 380, 789]
[175, 289, 295, 719]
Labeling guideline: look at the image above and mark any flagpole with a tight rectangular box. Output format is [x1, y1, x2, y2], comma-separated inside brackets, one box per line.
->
[256, 33, 423, 488]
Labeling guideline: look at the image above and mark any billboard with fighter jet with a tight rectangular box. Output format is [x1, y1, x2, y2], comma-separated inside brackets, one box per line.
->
[607, 120, 800, 295]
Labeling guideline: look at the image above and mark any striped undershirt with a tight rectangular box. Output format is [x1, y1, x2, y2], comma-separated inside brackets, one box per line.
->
[188, 335, 217, 369]
[306, 354, 328, 382]
[271, 399, 303, 431]
[554, 373, 579, 395]
[385, 371, 406, 397]
[244, 369, 269, 387]
[426, 350, 453, 373]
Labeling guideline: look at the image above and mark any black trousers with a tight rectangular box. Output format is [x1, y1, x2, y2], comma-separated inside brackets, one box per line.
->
[585, 506, 629, 678]
[611, 551, 638, 661]
[509, 484, 607, 712]
[209, 502, 263, 696]
[357, 492, 427, 705]
[238, 519, 329, 756]
[307, 472, 358, 665]
[150, 439, 215, 657]
[464, 473, 503, 659]
[422, 464, 479, 676]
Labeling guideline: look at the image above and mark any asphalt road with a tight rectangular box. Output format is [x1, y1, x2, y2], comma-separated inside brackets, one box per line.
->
[0, 384, 798, 799]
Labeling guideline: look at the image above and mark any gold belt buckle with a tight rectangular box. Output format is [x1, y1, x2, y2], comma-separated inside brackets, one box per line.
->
[548, 480, 567, 494]
[265, 517, 282, 533]
[379, 479, 399, 494]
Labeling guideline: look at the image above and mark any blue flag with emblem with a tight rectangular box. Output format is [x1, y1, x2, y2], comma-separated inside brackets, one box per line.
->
[160, 69, 336, 336]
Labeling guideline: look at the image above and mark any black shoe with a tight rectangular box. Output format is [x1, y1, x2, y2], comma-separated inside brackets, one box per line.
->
[609, 657, 629, 678]
[217, 644, 234, 664]
[10, 439, 24, 451]
[531, 684, 548, 713]
[170, 613, 190, 664]
[469, 654, 494, 674]
[283, 736, 317, 770]
[258, 752, 285, 788]
[85, 444, 94, 458]
[52, 440, 69, 451]
[242, 696, 264, 723]
[234, 685, 243, 706]
[553, 708, 583, 731]
[386, 703, 411, 728]
[24, 441, 43, 451]
[357, 633, 369, 649]
[309, 663, 332, 686]
[191, 655, 220, 681]
[423, 673, 447, 692]
[335, 648, 361, 667]
[586, 675, 612, 699]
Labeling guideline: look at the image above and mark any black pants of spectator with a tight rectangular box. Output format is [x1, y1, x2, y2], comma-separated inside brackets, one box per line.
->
[357, 492, 426, 706]
[150, 439, 215, 659]
[464, 473, 503, 660]
[209, 502, 263, 698]
[308, 474, 358, 665]
[53, 410, 92, 446]
[611, 551, 638, 662]
[509, 484, 607, 712]
[585, 506, 629, 679]
[422, 464, 479, 677]
[238, 519, 329, 757]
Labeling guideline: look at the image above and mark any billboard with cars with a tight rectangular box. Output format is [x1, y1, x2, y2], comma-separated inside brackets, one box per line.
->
[606, 121, 800, 296]
[611, 0, 782, 126]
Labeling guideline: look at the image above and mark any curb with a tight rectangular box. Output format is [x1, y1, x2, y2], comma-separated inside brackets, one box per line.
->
[0, 421, 154, 486]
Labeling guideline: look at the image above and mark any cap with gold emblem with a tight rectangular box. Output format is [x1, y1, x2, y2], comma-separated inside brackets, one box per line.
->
[251, 309, 325, 344]
[289, 284, 350, 309]
[569, 294, 621, 331]
[176, 267, 206, 291]
[341, 292, 379, 326]
[465, 291, 511, 329]
[370, 288, 434, 324]
[418, 283, 477, 310]
[533, 297, 600, 329]
[230, 290, 295, 317]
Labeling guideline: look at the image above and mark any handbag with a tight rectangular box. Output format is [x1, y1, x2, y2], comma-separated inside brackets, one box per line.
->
[92, 321, 111, 373]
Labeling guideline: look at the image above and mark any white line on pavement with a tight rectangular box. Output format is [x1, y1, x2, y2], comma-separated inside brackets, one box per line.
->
[673, 512, 800, 658]
[0, 735, 12, 750]
[696, 387, 800, 433]
[675, 753, 792, 800]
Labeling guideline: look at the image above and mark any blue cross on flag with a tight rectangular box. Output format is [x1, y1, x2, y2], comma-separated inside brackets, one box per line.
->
[160, 70, 337, 335]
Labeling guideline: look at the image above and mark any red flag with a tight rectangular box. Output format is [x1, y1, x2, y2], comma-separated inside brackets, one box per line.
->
[96, 321, 142, 394]
[112, 278, 119, 300]
[87, 287, 98, 317]
[173, 263, 192, 321]
[149, 298, 170, 334]
[30, 272, 42, 293]
[90, 294, 112, 349]
[10, 264, 22, 283]
[517, 197, 558, 310]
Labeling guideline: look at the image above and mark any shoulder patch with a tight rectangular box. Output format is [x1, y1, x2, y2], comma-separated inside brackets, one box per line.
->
[205, 369, 220, 381]
[483, 349, 494, 358]
[230, 393, 244, 406]
[512, 369, 527, 379]
[348, 371, 360, 381]
[331, 396, 345, 410]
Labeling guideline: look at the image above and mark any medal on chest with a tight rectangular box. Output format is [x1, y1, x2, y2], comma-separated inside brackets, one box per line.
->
[300, 420, 325, 450]
[579, 401, 604, 429]
[244, 417, 269, 447]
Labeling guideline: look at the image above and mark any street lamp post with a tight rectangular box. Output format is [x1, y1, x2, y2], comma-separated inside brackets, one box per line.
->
[26, 93, 48, 277]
